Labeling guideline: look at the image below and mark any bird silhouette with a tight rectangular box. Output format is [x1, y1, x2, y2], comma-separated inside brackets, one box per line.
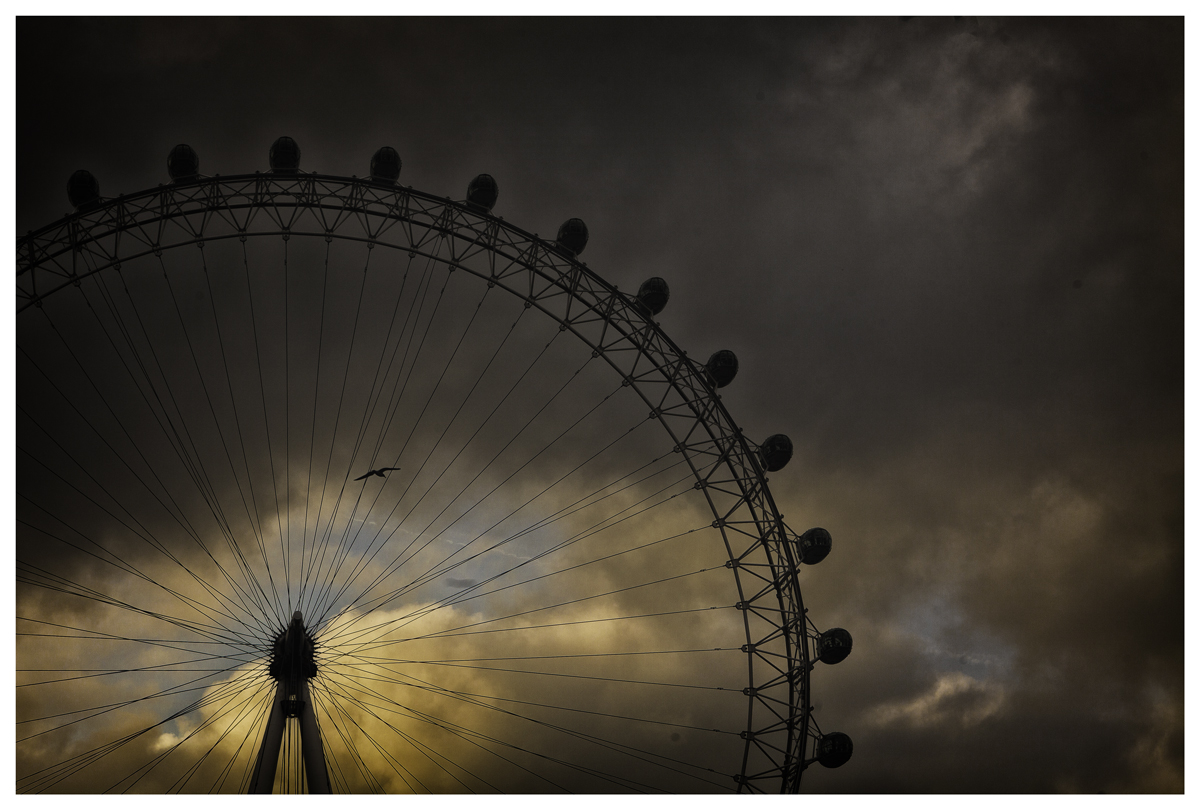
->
[354, 467, 401, 481]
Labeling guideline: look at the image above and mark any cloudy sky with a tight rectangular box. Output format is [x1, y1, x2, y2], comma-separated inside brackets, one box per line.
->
[12, 15, 1184, 794]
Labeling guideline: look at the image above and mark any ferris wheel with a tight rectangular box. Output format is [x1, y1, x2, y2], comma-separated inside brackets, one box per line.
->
[16, 137, 854, 793]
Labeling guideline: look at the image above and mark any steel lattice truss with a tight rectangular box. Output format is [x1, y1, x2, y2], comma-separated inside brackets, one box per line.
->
[17, 173, 833, 792]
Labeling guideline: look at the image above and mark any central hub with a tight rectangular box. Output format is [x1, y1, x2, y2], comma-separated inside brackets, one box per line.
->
[268, 610, 318, 684]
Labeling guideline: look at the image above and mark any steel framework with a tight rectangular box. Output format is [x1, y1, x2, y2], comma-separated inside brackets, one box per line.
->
[18, 171, 841, 791]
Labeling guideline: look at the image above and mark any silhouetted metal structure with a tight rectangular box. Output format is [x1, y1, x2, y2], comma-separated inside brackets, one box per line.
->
[17, 137, 855, 793]
[249, 612, 329, 793]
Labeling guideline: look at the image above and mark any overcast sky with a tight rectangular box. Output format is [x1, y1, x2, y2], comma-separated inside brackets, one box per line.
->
[13, 16, 1184, 794]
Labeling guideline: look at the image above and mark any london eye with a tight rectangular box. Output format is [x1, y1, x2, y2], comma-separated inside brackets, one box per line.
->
[16, 138, 853, 793]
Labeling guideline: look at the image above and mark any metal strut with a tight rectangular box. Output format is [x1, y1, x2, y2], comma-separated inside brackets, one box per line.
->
[249, 611, 330, 793]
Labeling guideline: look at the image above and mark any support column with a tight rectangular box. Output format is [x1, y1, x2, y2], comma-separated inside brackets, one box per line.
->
[299, 679, 331, 793]
[249, 680, 288, 793]
[249, 611, 328, 793]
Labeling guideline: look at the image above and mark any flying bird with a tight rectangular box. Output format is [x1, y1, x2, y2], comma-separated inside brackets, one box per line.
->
[354, 467, 401, 481]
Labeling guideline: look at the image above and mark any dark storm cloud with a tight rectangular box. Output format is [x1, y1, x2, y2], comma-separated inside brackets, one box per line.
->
[15, 17, 1182, 793]
[749, 18, 1183, 793]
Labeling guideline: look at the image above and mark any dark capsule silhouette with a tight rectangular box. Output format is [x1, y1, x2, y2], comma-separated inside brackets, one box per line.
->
[167, 144, 200, 181]
[798, 527, 832, 565]
[67, 170, 100, 209]
[818, 628, 853, 665]
[816, 732, 854, 768]
[556, 218, 589, 256]
[370, 146, 401, 182]
[467, 174, 499, 212]
[705, 350, 739, 388]
[269, 136, 301, 172]
[759, 433, 793, 472]
[637, 277, 670, 315]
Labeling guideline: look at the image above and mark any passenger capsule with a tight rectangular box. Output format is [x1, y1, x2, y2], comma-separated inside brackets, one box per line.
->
[816, 732, 854, 768]
[637, 277, 670, 315]
[269, 136, 301, 172]
[759, 433, 793, 472]
[467, 174, 499, 212]
[705, 350, 739, 388]
[818, 628, 853, 665]
[167, 144, 200, 181]
[67, 170, 100, 209]
[798, 527, 832, 565]
[370, 146, 401, 183]
[556, 218, 589, 256]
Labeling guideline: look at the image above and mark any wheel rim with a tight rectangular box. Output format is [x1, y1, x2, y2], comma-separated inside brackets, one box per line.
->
[17, 170, 814, 793]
